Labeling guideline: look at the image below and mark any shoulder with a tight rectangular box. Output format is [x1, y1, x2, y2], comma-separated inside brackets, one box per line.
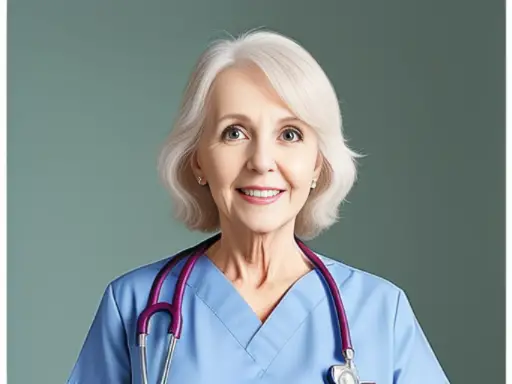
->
[107, 238, 209, 298]
[105, 253, 184, 307]
[317, 252, 404, 310]
[317, 254, 449, 380]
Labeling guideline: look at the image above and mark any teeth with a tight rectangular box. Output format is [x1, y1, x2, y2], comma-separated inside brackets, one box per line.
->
[240, 189, 281, 198]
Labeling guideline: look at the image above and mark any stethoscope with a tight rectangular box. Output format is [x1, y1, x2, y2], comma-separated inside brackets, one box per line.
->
[136, 233, 359, 384]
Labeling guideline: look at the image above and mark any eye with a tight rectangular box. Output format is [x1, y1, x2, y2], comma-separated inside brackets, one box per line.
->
[280, 127, 303, 142]
[222, 125, 248, 141]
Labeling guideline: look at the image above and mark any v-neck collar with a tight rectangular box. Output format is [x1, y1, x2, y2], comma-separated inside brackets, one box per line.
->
[170, 249, 350, 370]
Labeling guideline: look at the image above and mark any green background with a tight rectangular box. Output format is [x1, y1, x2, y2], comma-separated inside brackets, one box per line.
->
[8, 0, 504, 383]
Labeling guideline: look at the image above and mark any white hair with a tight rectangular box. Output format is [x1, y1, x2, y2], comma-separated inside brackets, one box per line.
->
[157, 29, 366, 239]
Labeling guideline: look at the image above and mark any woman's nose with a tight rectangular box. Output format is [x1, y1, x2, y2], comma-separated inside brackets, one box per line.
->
[246, 138, 277, 174]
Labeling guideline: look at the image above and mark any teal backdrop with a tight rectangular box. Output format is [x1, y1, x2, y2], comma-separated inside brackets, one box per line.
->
[8, 0, 504, 383]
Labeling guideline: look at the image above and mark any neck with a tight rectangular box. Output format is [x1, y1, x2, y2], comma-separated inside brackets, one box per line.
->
[206, 222, 313, 289]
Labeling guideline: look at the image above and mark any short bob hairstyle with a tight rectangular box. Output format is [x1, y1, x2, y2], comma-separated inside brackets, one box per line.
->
[157, 29, 365, 239]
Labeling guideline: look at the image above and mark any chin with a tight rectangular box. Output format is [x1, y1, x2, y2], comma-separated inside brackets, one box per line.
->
[241, 225, 282, 236]
[234, 215, 293, 236]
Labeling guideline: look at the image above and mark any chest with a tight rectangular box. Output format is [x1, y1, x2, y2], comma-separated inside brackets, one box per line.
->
[128, 293, 393, 384]
[234, 283, 292, 322]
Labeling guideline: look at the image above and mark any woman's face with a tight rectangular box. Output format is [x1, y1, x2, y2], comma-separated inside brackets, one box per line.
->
[192, 65, 322, 235]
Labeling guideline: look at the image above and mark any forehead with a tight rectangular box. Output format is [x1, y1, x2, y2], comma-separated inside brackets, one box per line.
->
[207, 65, 294, 119]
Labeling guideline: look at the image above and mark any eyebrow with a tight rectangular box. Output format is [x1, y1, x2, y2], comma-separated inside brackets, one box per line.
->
[217, 113, 303, 125]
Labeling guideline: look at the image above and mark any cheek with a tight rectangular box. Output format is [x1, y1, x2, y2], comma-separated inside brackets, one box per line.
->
[201, 148, 242, 187]
[281, 150, 318, 187]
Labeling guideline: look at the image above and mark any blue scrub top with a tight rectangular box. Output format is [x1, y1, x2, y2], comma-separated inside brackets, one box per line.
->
[67, 247, 449, 383]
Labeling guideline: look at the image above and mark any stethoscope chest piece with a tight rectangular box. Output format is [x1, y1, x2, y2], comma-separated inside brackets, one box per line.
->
[329, 364, 359, 384]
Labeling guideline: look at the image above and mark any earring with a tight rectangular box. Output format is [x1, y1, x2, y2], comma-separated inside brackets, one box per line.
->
[311, 179, 317, 189]
[197, 176, 205, 185]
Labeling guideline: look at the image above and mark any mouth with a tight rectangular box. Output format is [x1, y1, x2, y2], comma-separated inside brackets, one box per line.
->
[235, 188, 286, 204]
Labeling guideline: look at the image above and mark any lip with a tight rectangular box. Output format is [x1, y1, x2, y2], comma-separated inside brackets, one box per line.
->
[238, 185, 286, 191]
[236, 188, 285, 205]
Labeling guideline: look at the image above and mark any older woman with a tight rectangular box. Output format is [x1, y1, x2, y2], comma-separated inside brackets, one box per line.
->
[67, 30, 449, 384]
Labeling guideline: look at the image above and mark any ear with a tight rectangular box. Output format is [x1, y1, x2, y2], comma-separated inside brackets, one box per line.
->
[190, 149, 204, 179]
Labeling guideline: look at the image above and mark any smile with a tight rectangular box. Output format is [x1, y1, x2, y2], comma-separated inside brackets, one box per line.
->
[236, 188, 285, 205]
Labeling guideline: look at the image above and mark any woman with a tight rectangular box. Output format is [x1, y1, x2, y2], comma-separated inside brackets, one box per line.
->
[67, 30, 449, 383]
